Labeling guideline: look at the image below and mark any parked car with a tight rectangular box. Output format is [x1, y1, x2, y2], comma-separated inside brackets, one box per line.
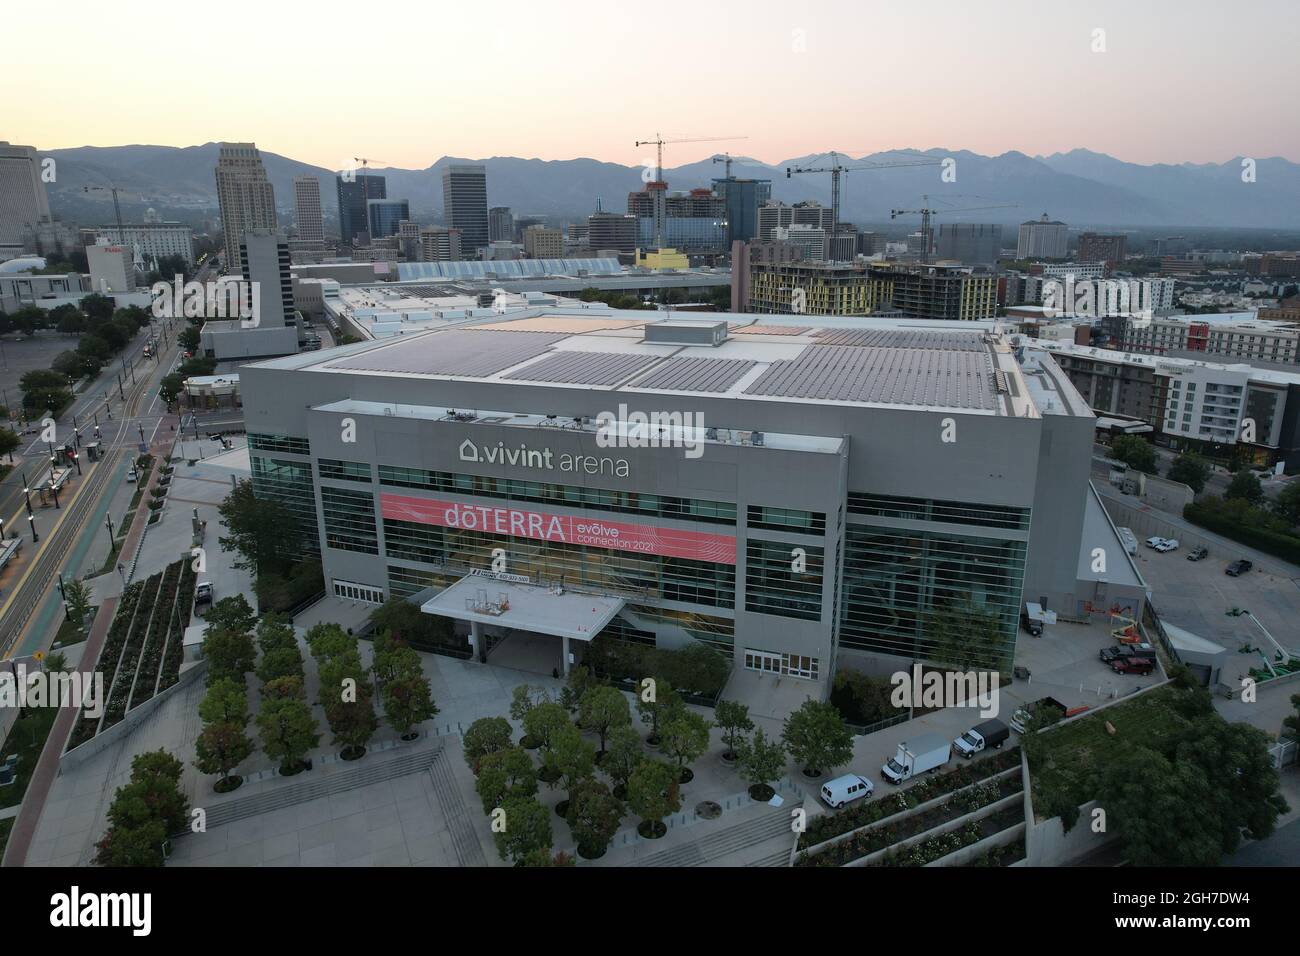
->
[1186, 546, 1208, 561]
[1100, 643, 1157, 664]
[820, 774, 874, 809]
[1153, 538, 1180, 552]
[953, 719, 1010, 758]
[1225, 559, 1253, 576]
[1144, 536, 1166, 548]
[1109, 656, 1156, 675]
[1009, 697, 1068, 734]
[881, 733, 950, 784]
[194, 581, 214, 605]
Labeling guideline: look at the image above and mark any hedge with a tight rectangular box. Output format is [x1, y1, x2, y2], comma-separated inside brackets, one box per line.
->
[1183, 500, 1300, 565]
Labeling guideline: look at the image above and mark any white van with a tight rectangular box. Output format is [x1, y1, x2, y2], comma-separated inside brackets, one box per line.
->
[820, 774, 874, 809]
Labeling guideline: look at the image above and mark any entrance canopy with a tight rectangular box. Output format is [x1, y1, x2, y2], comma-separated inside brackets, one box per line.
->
[420, 574, 625, 643]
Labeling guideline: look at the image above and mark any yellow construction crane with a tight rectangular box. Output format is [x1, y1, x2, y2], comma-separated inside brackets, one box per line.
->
[890, 195, 1019, 258]
[786, 152, 944, 233]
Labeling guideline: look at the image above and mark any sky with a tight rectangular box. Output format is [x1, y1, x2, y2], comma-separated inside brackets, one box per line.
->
[7, 0, 1299, 169]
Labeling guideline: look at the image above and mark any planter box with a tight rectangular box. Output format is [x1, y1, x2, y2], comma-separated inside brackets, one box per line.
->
[844, 791, 1024, 867]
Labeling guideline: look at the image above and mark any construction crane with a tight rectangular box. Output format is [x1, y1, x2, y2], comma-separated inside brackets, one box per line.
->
[712, 153, 735, 178]
[633, 134, 745, 185]
[785, 152, 943, 234]
[890, 195, 1019, 258]
[352, 157, 388, 205]
[82, 183, 125, 238]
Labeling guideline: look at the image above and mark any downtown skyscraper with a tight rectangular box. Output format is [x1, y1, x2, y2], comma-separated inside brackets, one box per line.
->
[214, 142, 277, 274]
[441, 164, 488, 254]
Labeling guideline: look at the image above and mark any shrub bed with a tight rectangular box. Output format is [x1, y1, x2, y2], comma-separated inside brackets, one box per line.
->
[957, 834, 1026, 867]
[582, 636, 730, 702]
[795, 774, 1022, 867]
[67, 580, 145, 750]
[127, 560, 183, 710]
[872, 805, 1024, 867]
[157, 560, 197, 692]
[102, 572, 163, 729]
[797, 746, 1021, 850]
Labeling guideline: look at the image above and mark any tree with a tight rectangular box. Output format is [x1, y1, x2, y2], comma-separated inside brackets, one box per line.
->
[79, 293, 115, 323]
[62, 578, 93, 630]
[714, 699, 754, 761]
[382, 672, 438, 739]
[1283, 693, 1300, 741]
[202, 627, 255, 684]
[463, 716, 514, 773]
[782, 700, 854, 777]
[94, 818, 168, 867]
[194, 722, 254, 790]
[256, 697, 319, 774]
[159, 373, 185, 406]
[659, 710, 711, 781]
[475, 747, 537, 814]
[95, 749, 189, 866]
[263, 674, 305, 701]
[635, 676, 683, 744]
[325, 691, 378, 758]
[257, 644, 304, 685]
[0, 426, 18, 463]
[179, 325, 201, 352]
[737, 729, 786, 800]
[602, 724, 644, 800]
[492, 794, 553, 866]
[218, 479, 301, 574]
[543, 723, 596, 810]
[1167, 453, 1210, 494]
[577, 685, 631, 754]
[510, 683, 540, 724]
[559, 665, 596, 713]
[204, 594, 256, 636]
[522, 700, 569, 754]
[1275, 482, 1300, 528]
[566, 779, 625, 859]
[255, 613, 296, 654]
[1110, 434, 1158, 474]
[928, 602, 1010, 673]
[1225, 469, 1264, 505]
[198, 677, 249, 727]
[626, 760, 681, 839]
[19, 368, 71, 412]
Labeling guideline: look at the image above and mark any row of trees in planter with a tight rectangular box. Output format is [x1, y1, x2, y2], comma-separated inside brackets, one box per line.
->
[94, 750, 189, 867]
[192, 598, 439, 791]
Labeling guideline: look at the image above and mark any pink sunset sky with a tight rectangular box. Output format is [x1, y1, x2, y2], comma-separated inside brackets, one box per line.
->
[8, 0, 1298, 168]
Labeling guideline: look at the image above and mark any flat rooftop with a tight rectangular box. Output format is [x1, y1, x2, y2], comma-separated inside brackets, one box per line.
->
[421, 574, 625, 642]
[261, 309, 1056, 417]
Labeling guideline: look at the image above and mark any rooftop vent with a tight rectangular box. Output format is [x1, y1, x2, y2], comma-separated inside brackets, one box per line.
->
[644, 321, 729, 348]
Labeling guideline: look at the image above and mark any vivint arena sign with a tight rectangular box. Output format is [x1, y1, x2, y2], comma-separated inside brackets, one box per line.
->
[381, 494, 736, 565]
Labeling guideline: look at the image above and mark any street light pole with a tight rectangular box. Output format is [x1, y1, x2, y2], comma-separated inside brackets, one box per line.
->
[28, 513, 37, 543]
[105, 513, 116, 553]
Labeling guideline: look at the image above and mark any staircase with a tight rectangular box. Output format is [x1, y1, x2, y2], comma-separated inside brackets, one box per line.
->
[632, 804, 799, 867]
[427, 748, 487, 867]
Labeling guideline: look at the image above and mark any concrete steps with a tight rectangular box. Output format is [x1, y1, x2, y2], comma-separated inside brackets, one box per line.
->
[427, 748, 487, 867]
[634, 804, 799, 867]
[195, 744, 444, 832]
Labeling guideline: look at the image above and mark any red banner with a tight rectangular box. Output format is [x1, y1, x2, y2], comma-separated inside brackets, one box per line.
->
[380, 494, 736, 565]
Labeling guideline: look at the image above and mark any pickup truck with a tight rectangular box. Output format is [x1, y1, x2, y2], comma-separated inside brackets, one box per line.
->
[1100, 643, 1157, 664]
[881, 733, 950, 784]
[953, 719, 1009, 758]
[1186, 546, 1208, 561]
[1225, 559, 1253, 576]
[1109, 655, 1156, 675]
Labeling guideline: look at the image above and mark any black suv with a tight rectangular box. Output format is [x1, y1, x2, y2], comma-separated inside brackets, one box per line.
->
[1225, 559, 1253, 576]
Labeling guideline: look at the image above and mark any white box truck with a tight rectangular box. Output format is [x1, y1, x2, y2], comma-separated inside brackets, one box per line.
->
[881, 732, 951, 784]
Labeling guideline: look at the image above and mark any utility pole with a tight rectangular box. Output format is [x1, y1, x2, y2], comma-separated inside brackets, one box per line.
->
[105, 513, 117, 553]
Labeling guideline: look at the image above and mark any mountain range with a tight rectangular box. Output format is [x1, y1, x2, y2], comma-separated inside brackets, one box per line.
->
[42, 143, 1300, 229]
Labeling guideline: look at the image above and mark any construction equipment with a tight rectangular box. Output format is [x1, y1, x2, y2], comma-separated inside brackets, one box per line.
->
[890, 195, 1019, 258]
[785, 152, 943, 233]
[712, 153, 735, 178]
[634, 135, 746, 248]
[82, 183, 126, 240]
[1227, 607, 1295, 668]
[352, 157, 388, 206]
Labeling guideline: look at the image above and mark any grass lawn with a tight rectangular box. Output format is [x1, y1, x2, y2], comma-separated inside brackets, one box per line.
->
[51, 611, 93, 650]
[0, 704, 62, 815]
[1027, 684, 1191, 816]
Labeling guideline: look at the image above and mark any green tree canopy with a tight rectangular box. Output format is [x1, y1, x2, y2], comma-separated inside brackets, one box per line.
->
[256, 697, 319, 773]
[1225, 469, 1264, 505]
[782, 699, 854, 776]
[737, 729, 787, 796]
[493, 795, 553, 866]
[1110, 435, 1158, 474]
[463, 716, 515, 773]
[1167, 453, 1210, 494]
[566, 780, 625, 859]
[660, 709, 711, 774]
[577, 684, 631, 753]
[475, 747, 538, 814]
[626, 760, 681, 832]
[218, 479, 301, 574]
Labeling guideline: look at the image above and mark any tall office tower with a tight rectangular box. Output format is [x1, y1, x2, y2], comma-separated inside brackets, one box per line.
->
[293, 176, 324, 243]
[1016, 213, 1068, 259]
[934, 223, 1003, 266]
[587, 212, 638, 254]
[86, 239, 134, 293]
[441, 164, 489, 253]
[712, 177, 772, 245]
[791, 201, 834, 231]
[0, 142, 52, 255]
[523, 225, 563, 259]
[214, 143, 277, 275]
[1076, 232, 1128, 268]
[336, 173, 386, 245]
[239, 230, 293, 329]
[757, 201, 794, 240]
[367, 198, 411, 238]
[419, 227, 462, 262]
[774, 224, 828, 262]
[489, 206, 513, 242]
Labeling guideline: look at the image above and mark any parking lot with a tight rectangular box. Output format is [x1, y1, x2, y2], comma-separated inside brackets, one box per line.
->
[1013, 615, 1162, 709]
[1132, 542, 1300, 653]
